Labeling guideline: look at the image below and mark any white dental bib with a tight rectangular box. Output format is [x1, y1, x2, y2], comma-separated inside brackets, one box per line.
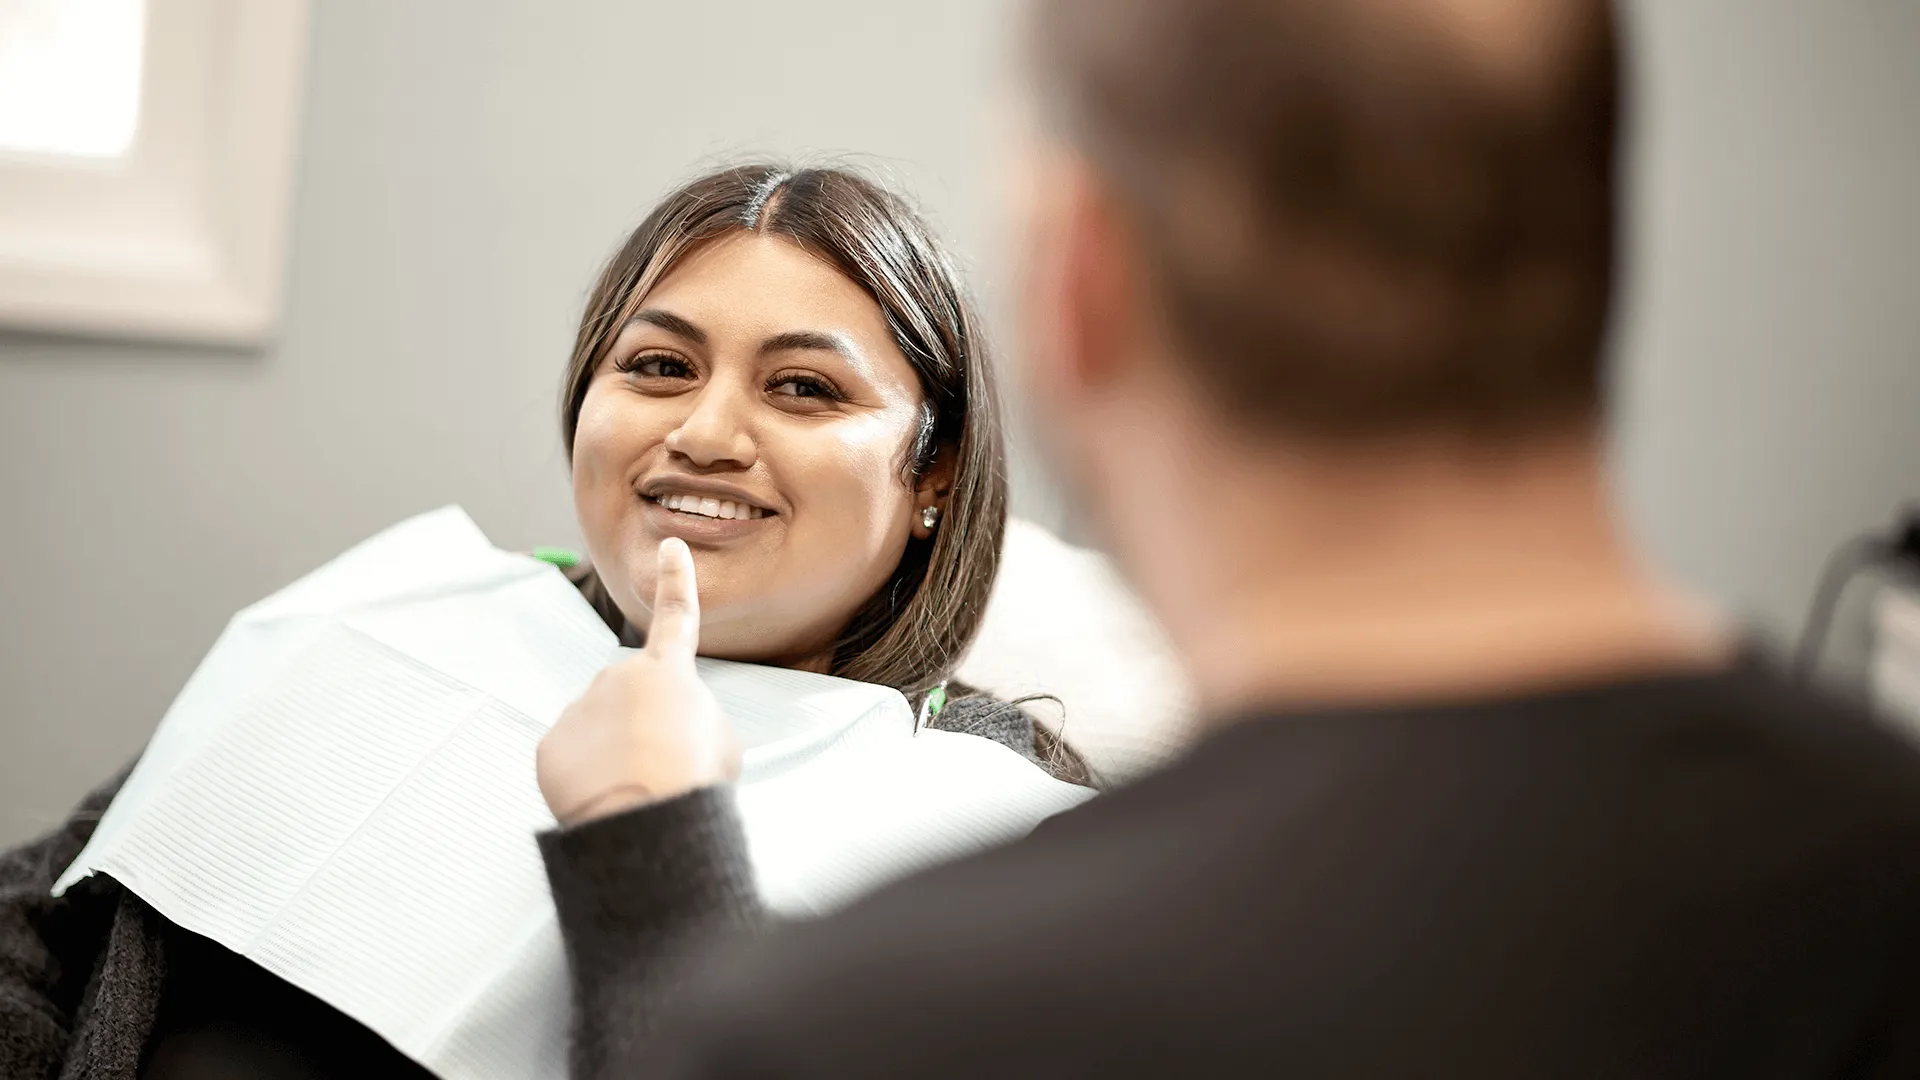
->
[54, 507, 1092, 1080]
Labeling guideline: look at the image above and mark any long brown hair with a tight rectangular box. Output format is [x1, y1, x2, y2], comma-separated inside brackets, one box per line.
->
[561, 164, 1007, 703]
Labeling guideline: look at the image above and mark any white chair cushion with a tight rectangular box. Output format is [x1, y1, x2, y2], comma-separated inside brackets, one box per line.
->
[958, 518, 1195, 785]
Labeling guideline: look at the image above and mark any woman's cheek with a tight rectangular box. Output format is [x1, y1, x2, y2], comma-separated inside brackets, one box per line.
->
[571, 420, 618, 518]
[800, 430, 916, 562]
[572, 389, 652, 541]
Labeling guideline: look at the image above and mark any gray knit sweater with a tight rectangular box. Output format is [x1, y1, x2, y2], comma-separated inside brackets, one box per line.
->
[0, 692, 1067, 1080]
[0, 764, 157, 1080]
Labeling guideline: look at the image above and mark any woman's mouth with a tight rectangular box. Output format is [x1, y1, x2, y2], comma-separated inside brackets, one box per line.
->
[636, 479, 778, 545]
[649, 493, 771, 521]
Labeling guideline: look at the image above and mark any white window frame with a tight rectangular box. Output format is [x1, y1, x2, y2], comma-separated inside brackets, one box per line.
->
[0, 0, 309, 345]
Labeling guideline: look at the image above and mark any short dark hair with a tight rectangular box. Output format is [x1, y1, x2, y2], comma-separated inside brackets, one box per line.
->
[562, 164, 1007, 698]
[1029, 0, 1622, 438]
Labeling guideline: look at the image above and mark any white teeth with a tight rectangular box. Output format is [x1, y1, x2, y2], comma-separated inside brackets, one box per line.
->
[655, 493, 765, 520]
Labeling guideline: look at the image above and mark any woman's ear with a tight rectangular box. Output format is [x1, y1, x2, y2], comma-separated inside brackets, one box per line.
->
[911, 444, 958, 540]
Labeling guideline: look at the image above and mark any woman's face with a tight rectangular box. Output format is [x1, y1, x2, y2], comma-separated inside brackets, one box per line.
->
[572, 232, 938, 669]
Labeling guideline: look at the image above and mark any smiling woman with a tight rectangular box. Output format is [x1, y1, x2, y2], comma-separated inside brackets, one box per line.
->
[561, 164, 1005, 699]
[0, 163, 1084, 1080]
[526, 165, 1101, 1072]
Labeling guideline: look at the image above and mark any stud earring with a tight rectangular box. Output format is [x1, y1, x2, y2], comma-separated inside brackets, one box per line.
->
[921, 505, 940, 530]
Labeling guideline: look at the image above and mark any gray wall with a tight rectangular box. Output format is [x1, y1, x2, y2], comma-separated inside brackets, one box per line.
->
[1613, 0, 1920, 643]
[2, 0, 1917, 844]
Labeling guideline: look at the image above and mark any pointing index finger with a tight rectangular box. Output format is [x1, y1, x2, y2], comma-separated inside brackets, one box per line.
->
[646, 537, 700, 660]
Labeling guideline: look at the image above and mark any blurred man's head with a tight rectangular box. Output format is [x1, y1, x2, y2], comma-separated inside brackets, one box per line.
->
[1010, 0, 1669, 706]
[1017, 0, 1619, 445]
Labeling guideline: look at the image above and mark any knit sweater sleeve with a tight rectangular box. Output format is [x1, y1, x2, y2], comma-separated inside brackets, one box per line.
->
[0, 766, 132, 1080]
[537, 787, 764, 1080]
[534, 685, 1085, 1080]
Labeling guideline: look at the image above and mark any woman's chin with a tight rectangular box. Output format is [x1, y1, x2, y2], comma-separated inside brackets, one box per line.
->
[608, 564, 818, 666]
[684, 624, 834, 673]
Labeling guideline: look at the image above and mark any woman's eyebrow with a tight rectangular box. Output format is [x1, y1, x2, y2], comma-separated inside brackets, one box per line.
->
[626, 309, 706, 344]
[760, 329, 863, 365]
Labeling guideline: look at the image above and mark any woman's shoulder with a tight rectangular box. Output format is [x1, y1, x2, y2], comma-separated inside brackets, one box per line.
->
[929, 691, 1033, 748]
[930, 688, 1093, 787]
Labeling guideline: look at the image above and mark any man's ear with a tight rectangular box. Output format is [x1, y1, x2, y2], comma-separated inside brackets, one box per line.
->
[1021, 149, 1139, 405]
[911, 443, 958, 540]
[1067, 166, 1140, 390]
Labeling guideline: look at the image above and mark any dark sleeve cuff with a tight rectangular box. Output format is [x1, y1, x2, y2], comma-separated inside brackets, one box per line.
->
[537, 787, 764, 1077]
[539, 786, 759, 953]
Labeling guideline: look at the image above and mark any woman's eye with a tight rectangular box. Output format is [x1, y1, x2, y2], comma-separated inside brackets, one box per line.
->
[770, 376, 841, 402]
[620, 354, 693, 379]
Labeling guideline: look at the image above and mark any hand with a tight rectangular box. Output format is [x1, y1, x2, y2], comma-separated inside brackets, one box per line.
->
[537, 538, 741, 826]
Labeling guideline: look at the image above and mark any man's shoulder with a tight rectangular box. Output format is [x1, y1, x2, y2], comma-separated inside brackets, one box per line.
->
[663, 664, 1920, 1076]
[719, 660, 1920, 991]
[1624, 661, 1920, 820]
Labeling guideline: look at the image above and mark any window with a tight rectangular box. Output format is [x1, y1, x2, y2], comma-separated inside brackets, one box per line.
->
[0, 0, 146, 160]
[0, 0, 308, 345]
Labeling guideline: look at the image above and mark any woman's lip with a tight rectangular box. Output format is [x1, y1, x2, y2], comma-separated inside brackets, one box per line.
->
[638, 497, 775, 545]
[636, 478, 777, 515]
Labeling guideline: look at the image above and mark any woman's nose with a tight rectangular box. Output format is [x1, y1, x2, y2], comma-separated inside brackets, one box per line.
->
[663, 385, 758, 470]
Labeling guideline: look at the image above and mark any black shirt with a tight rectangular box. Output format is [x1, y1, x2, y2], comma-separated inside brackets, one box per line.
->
[141, 921, 437, 1079]
[636, 661, 1920, 1077]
